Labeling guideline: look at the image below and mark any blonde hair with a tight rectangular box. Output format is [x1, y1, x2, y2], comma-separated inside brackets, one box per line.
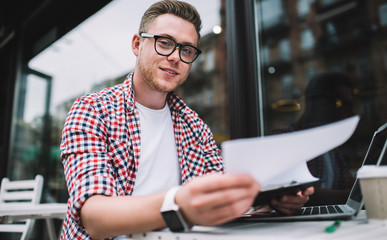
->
[139, 0, 202, 40]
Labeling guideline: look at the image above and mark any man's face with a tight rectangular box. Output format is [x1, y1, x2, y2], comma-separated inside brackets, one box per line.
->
[135, 14, 199, 93]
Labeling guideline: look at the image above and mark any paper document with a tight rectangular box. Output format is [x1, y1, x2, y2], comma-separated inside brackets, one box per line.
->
[222, 116, 360, 189]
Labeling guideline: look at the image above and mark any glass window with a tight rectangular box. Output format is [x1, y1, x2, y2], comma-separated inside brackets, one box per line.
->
[281, 74, 294, 98]
[261, 45, 270, 63]
[260, 0, 284, 29]
[279, 38, 291, 61]
[10, 0, 226, 204]
[301, 28, 315, 50]
[205, 49, 215, 72]
[255, 0, 387, 204]
[322, 0, 335, 6]
[326, 22, 339, 43]
[380, 3, 387, 26]
[298, 0, 315, 17]
[9, 70, 52, 181]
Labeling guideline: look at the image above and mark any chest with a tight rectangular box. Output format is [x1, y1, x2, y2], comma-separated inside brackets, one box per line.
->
[105, 108, 207, 194]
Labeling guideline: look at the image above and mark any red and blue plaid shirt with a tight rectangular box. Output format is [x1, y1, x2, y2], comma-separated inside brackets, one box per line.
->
[60, 72, 224, 239]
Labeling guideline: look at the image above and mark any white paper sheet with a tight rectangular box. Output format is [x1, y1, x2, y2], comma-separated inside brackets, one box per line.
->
[261, 161, 318, 190]
[222, 115, 360, 188]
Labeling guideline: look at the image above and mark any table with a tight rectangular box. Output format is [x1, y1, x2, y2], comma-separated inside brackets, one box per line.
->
[130, 211, 387, 240]
[0, 203, 67, 240]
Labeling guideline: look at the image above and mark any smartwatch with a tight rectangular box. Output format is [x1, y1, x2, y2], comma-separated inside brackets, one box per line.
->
[160, 186, 192, 232]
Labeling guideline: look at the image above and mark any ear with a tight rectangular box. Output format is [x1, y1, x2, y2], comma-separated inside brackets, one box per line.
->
[132, 33, 141, 57]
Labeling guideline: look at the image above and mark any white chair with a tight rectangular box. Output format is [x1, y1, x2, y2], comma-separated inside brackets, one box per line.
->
[0, 175, 44, 240]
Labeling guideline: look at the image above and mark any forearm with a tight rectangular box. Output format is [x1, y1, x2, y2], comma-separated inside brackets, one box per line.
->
[80, 174, 261, 239]
[80, 193, 167, 239]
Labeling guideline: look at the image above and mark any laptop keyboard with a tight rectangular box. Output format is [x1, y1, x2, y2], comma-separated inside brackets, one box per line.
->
[296, 205, 343, 215]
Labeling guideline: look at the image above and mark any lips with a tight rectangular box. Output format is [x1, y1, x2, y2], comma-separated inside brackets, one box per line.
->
[160, 67, 179, 75]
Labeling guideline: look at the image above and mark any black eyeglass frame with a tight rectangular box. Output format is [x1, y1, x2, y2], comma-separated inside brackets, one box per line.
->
[140, 33, 201, 64]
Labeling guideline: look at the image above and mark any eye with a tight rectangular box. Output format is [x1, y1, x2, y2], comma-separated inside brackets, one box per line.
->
[181, 46, 194, 56]
[157, 38, 174, 49]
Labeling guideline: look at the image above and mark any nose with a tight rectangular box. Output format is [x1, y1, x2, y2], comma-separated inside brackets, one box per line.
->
[166, 47, 181, 62]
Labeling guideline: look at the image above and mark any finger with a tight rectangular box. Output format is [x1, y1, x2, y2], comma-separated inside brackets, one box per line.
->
[271, 199, 304, 211]
[176, 174, 261, 226]
[271, 201, 302, 215]
[249, 205, 273, 214]
[271, 193, 309, 209]
[193, 198, 254, 226]
[177, 180, 260, 225]
[280, 191, 310, 204]
[303, 187, 315, 196]
[189, 173, 259, 194]
[270, 188, 313, 216]
[191, 186, 258, 212]
[272, 207, 296, 216]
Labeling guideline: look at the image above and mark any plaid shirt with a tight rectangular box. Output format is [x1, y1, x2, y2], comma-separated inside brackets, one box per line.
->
[60, 72, 224, 239]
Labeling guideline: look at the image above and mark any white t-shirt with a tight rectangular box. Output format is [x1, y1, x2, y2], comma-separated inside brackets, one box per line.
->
[131, 102, 181, 196]
[117, 102, 180, 239]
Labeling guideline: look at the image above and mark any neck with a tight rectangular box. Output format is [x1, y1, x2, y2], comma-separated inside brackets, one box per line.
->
[132, 72, 168, 110]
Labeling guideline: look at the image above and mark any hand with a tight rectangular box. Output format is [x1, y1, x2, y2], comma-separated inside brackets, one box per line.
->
[175, 173, 261, 226]
[270, 187, 314, 215]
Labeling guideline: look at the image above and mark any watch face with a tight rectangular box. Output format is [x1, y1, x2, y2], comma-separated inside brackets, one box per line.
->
[162, 210, 185, 232]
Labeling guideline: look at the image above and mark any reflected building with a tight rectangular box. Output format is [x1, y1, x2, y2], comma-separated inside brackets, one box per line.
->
[258, 0, 387, 136]
[256, 0, 387, 180]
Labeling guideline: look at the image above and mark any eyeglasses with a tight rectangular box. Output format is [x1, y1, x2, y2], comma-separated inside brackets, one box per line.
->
[140, 33, 201, 64]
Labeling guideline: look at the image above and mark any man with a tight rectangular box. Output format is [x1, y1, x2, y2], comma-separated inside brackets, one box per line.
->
[60, 1, 313, 239]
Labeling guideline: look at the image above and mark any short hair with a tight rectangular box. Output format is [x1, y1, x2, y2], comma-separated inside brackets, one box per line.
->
[139, 0, 202, 40]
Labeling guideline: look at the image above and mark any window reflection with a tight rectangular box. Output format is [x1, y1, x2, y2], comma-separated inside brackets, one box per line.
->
[301, 29, 315, 50]
[326, 22, 338, 43]
[281, 75, 294, 99]
[380, 3, 387, 26]
[298, 0, 315, 16]
[9, 70, 53, 184]
[256, 0, 387, 203]
[322, 0, 335, 6]
[260, 0, 285, 29]
[279, 39, 291, 61]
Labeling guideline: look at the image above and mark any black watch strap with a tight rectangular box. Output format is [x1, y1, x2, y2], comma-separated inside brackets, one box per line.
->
[160, 186, 191, 232]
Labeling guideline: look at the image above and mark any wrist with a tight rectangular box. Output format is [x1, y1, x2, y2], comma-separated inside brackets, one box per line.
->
[160, 186, 192, 232]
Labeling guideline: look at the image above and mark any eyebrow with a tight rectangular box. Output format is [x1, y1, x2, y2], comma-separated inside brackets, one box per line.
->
[159, 33, 197, 47]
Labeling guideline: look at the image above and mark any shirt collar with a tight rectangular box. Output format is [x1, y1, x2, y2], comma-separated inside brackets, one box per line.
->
[124, 72, 137, 113]
[124, 72, 187, 114]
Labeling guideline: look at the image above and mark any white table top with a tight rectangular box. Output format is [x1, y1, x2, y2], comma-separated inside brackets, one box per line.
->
[130, 211, 387, 240]
[0, 203, 67, 223]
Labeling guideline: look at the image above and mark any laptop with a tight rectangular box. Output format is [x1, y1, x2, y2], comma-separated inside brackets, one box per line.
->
[235, 122, 387, 222]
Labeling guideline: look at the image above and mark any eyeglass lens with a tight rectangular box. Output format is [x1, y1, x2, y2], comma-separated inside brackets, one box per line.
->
[155, 37, 198, 63]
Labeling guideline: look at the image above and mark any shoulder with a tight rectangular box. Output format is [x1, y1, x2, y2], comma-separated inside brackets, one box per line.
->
[71, 75, 133, 113]
[79, 83, 126, 106]
[168, 92, 214, 141]
[168, 92, 203, 124]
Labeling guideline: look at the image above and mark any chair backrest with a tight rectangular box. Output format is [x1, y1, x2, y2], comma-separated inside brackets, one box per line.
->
[0, 175, 44, 240]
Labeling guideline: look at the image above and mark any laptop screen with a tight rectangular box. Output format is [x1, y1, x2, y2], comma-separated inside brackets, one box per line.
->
[378, 140, 387, 166]
[364, 123, 387, 167]
[348, 122, 387, 203]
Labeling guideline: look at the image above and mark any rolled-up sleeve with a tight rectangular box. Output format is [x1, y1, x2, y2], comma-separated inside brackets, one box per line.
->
[60, 97, 117, 224]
